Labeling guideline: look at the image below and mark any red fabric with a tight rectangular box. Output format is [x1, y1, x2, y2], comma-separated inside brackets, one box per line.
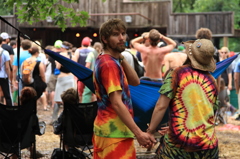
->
[218, 124, 240, 131]
[77, 81, 85, 97]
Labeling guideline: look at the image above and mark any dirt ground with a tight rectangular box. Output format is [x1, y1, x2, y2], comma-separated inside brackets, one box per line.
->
[17, 104, 240, 159]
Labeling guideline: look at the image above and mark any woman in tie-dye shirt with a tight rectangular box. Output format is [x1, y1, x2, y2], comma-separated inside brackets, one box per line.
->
[147, 39, 219, 159]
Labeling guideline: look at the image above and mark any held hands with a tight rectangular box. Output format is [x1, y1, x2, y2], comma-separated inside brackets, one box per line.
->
[136, 132, 156, 149]
[157, 126, 169, 136]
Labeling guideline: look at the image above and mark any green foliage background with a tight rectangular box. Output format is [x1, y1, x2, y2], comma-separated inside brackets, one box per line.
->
[2, 0, 90, 31]
[172, 0, 240, 51]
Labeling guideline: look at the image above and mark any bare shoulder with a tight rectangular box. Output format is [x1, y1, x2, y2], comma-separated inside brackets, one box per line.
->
[134, 43, 147, 52]
[177, 52, 187, 58]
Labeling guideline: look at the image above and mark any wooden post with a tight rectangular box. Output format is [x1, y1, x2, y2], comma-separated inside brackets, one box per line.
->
[223, 37, 228, 47]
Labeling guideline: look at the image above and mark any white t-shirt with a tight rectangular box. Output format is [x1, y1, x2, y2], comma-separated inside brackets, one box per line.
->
[121, 49, 135, 69]
[45, 59, 52, 83]
[37, 53, 48, 65]
[0, 48, 10, 78]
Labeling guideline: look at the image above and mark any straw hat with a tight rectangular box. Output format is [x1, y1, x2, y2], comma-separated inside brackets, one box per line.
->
[183, 39, 216, 72]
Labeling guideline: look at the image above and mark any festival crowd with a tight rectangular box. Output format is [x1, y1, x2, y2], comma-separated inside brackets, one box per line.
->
[1, 18, 240, 159]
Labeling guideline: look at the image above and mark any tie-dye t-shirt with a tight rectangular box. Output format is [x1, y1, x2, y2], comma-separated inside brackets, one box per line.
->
[160, 65, 219, 151]
[93, 54, 134, 138]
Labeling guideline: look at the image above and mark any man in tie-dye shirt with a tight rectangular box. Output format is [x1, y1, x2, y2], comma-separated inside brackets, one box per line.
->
[93, 18, 156, 159]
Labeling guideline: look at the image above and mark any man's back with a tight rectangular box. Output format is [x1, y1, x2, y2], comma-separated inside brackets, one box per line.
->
[140, 46, 167, 78]
[131, 29, 176, 79]
[163, 52, 187, 72]
[13, 50, 31, 67]
[76, 47, 94, 66]
[0, 49, 10, 78]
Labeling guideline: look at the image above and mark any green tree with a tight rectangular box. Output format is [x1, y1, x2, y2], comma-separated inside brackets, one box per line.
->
[194, 0, 240, 29]
[0, 0, 13, 15]
[173, 0, 240, 29]
[4, 0, 93, 31]
[172, 0, 196, 13]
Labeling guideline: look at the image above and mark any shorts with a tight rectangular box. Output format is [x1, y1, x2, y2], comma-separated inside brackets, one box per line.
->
[140, 76, 163, 83]
[47, 74, 58, 92]
[92, 135, 136, 159]
[156, 137, 219, 159]
[54, 75, 75, 102]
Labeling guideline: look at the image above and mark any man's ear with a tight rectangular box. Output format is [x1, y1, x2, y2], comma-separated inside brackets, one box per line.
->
[102, 36, 107, 44]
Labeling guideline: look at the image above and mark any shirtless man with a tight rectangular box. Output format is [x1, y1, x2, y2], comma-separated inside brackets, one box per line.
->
[131, 29, 176, 82]
[163, 46, 187, 72]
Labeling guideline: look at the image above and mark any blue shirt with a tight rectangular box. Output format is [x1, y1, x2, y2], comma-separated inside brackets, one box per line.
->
[13, 50, 31, 66]
[12, 50, 31, 76]
[234, 61, 240, 73]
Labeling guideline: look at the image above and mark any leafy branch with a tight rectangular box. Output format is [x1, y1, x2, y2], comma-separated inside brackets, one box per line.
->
[4, 0, 91, 31]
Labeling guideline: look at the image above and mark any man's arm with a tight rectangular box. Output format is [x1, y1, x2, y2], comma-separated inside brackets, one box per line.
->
[159, 35, 176, 53]
[12, 65, 18, 88]
[5, 60, 11, 81]
[131, 36, 146, 53]
[234, 72, 240, 94]
[120, 54, 140, 86]
[109, 90, 156, 147]
[73, 49, 79, 62]
[10, 55, 13, 66]
[216, 75, 221, 92]
[39, 62, 46, 82]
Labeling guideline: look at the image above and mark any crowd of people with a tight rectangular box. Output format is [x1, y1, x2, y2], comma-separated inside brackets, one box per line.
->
[0, 18, 240, 158]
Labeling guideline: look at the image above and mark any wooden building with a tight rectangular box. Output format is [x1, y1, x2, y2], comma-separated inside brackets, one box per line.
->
[0, 0, 235, 48]
[167, 12, 234, 47]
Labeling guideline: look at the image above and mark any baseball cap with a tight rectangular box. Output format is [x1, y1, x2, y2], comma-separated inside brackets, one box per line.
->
[81, 37, 91, 46]
[0, 32, 10, 40]
[54, 40, 63, 49]
[178, 45, 185, 51]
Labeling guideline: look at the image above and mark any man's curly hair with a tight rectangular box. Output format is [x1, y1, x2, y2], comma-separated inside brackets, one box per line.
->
[195, 28, 212, 40]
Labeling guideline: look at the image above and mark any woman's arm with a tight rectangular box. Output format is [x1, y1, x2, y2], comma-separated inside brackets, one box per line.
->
[234, 72, 240, 94]
[147, 95, 170, 134]
[39, 62, 46, 82]
[228, 72, 232, 90]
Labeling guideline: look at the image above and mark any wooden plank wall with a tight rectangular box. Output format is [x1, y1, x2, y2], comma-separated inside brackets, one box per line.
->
[0, 15, 18, 37]
[168, 12, 234, 38]
[18, 0, 171, 29]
